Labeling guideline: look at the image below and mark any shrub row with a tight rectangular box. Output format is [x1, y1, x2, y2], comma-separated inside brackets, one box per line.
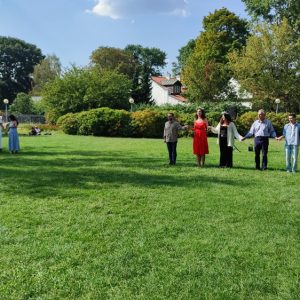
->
[57, 108, 297, 138]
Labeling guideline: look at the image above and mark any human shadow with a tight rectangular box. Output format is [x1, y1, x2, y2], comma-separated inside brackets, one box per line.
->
[0, 149, 249, 200]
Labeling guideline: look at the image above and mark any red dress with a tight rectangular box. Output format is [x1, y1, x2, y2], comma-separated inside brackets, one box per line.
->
[193, 120, 209, 155]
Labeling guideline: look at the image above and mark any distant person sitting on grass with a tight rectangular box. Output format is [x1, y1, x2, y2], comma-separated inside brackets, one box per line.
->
[7, 114, 20, 154]
[29, 126, 41, 136]
[29, 127, 37, 136]
[276, 113, 300, 173]
[34, 126, 41, 135]
[163, 112, 188, 165]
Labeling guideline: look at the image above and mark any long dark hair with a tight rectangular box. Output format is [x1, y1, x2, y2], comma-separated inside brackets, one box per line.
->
[9, 114, 19, 125]
[220, 112, 232, 125]
[195, 108, 206, 120]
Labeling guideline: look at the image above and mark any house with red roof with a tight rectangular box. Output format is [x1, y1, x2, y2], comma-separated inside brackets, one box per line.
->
[151, 76, 188, 105]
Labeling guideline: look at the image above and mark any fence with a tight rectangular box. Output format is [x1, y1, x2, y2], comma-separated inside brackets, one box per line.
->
[16, 114, 45, 124]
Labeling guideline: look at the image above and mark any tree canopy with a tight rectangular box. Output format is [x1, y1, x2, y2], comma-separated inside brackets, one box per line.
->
[0, 36, 44, 102]
[90, 47, 136, 79]
[9, 92, 35, 115]
[242, 0, 300, 33]
[182, 8, 249, 103]
[42, 66, 132, 122]
[124, 45, 167, 104]
[32, 54, 61, 95]
[173, 39, 196, 76]
[229, 19, 300, 112]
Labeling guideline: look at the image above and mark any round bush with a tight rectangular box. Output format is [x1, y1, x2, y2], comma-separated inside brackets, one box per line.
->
[57, 113, 79, 135]
[130, 109, 168, 138]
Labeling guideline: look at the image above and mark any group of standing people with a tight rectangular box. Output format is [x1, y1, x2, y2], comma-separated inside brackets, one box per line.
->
[0, 114, 20, 154]
[163, 108, 300, 173]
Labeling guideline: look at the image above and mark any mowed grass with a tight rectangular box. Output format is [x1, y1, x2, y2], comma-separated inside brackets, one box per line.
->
[0, 134, 299, 299]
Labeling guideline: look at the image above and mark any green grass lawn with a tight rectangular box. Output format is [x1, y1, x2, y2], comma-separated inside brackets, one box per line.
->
[0, 134, 299, 299]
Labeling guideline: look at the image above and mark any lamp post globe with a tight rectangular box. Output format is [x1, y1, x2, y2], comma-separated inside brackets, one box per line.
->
[3, 99, 9, 122]
[275, 98, 280, 114]
[129, 97, 134, 112]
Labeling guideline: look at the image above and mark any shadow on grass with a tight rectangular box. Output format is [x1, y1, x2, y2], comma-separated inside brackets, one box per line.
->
[0, 148, 253, 199]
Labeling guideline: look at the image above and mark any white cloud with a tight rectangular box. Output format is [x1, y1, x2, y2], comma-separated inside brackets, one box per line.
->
[87, 0, 189, 19]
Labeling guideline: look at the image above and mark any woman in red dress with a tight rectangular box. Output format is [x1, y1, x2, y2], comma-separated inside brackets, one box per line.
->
[193, 108, 209, 167]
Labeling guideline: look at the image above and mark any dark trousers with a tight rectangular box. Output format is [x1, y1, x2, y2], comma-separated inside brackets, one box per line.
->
[219, 138, 233, 167]
[166, 142, 177, 165]
[254, 137, 269, 170]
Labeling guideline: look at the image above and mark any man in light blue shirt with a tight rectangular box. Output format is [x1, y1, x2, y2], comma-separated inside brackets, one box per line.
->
[242, 109, 277, 170]
[277, 113, 300, 173]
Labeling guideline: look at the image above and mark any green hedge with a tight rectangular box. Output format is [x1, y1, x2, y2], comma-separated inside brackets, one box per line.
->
[57, 108, 298, 138]
[235, 112, 296, 135]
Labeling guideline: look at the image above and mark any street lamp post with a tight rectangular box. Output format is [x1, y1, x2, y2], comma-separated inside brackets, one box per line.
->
[3, 99, 9, 122]
[129, 97, 135, 112]
[275, 98, 280, 114]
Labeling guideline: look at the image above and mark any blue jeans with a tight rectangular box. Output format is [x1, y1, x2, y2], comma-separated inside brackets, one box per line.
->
[285, 145, 298, 172]
[166, 142, 177, 165]
[254, 137, 269, 170]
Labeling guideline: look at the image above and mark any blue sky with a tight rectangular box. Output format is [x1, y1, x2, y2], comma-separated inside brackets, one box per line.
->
[0, 0, 248, 74]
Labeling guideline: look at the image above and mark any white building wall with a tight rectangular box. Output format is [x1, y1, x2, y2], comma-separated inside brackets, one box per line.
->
[151, 81, 182, 106]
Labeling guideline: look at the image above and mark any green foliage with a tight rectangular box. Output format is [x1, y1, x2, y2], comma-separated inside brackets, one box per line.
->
[124, 45, 166, 104]
[57, 113, 79, 135]
[77, 108, 132, 137]
[242, 0, 300, 33]
[90, 47, 136, 79]
[57, 105, 293, 139]
[58, 108, 132, 137]
[229, 19, 300, 112]
[182, 8, 249, 103]
[235, 111, 257, 135]
[0, 36, 44, 101]
[235, 111, 295, 135]
[130, 109, 167, 138]
[32, 54, 61, 95]
[32, 99, 47, 115]
[9, 93, 35, 114]
[174, 39, 196, 75]
[42, 66, 132, 122]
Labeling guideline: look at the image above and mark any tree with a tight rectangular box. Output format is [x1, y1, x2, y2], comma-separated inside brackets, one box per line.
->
[228, 19, 300, 112]
[242, 0, 300, 33]
[90, 47, 136, 79]
[124, 45, 167, 103]
[182, 8, 249, 103]
[9, 92, 35, 114]
[42, 66, 132, 122]
[31, 54, 61, 95]
[172, 39, 196, 76]
[0, 36, 44, 102]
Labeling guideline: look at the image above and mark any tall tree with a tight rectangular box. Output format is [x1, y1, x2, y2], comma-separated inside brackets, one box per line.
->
[242, 0, 300, 33]
[173, 39, 196, 76]
[0, 36, 44, 101]
[90, 47, 136, 79]
[228, 19, 300, 112]
[124, 45, 166, 103]
[42, 66, 132, 122]
[32, 54, 61, 95]
[182, 8, 249, 103]
[9, 92, 35, 115]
